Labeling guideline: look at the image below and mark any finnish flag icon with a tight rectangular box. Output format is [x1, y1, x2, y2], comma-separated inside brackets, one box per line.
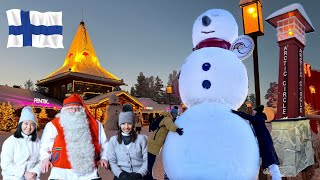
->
[6, 9, 63, 48]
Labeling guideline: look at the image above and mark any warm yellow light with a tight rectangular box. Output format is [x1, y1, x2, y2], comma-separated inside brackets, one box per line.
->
[310, 86, 316, 94]
[307, 64, 312, 77]
[242, 2, 263, 35]
[252, 12, 257, 18]
[288, 29, 293, 36]
[92, 56, 101, 67]
[247, 7, 256, 14]
[166, 85, 173, 94]
[71, 65, 76, 71]
[246, 101, 253, 108]
[74, 52, 83, 62]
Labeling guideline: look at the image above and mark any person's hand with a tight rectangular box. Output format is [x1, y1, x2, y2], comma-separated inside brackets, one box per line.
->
[128, 172, 143, 180]
[176, 128, 184, 135]
[41, 158, 52, 173]
[97, 159, 109, 169]
[231, 109, 239, 114]
[24, 171, 36, 180]
[119, 171, 130, 180]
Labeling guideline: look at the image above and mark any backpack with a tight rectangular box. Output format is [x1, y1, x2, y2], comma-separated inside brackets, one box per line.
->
[150, 115, 164, 131]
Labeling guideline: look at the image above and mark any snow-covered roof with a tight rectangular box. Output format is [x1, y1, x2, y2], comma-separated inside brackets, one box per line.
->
[0, 85, 62, 109]
[84, 90, 144, 108]
[137, 98, 182, 113]
[265, 3, 315, 33]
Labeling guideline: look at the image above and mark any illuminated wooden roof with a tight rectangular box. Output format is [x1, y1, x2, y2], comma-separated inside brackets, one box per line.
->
[84, 90, 144, 108]
[38, 21, 123, 85]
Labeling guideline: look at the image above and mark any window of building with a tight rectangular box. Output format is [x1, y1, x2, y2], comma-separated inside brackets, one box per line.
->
[67, 83, 72, 93]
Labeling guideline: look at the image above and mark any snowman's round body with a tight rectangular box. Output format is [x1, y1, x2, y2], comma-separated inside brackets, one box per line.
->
[162, 9, 260, 179]
[163, 102, 260, 180]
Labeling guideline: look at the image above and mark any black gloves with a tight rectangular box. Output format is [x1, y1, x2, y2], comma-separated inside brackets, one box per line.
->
[176, 128, 184, 135]
[119, 171, 130, 180]
[128, 173, 143, 180]
[120, 172, 143, 180]
[231, 109, 253, 121]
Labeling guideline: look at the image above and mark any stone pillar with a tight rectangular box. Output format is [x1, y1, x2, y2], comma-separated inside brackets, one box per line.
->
[271, 118, 314, 177]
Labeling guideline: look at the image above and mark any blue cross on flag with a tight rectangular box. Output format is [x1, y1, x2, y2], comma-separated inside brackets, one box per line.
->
[6, 9, 63, 48]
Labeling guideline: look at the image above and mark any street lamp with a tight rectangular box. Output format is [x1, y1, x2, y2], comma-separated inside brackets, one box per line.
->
[240, 0, 264, 106]
[310, 85, 316, 109]
[246, 101, 253, 115]
[166, 85, 173, 110]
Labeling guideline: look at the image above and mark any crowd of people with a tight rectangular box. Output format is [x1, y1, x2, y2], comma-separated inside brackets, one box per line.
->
[0, 93, 280, 180]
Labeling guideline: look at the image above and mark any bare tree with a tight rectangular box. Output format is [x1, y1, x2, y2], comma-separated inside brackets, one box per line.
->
[24, 78, 35, 91]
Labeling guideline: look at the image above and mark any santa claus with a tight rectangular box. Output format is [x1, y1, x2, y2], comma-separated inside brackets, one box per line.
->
[40, 93, 109, 179]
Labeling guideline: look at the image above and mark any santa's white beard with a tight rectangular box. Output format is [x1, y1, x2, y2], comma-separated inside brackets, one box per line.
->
[56, 106, 95, 175]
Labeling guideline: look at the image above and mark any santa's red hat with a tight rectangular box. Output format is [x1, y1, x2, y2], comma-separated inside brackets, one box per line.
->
[62, 93, 94, 119]
[63, 93, 83, 106]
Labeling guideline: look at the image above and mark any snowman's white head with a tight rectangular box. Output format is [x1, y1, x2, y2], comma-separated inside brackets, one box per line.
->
[192, 9, 238, 48]
[179, 48, 248, 109]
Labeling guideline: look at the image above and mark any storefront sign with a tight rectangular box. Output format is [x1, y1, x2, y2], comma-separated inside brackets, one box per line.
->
[34, 98, 49, 104]
[145, 107, 153, 110]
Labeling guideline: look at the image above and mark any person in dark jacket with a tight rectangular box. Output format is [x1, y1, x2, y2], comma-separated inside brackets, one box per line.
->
[148, 114, 154, 132]
[231, 105, 281, 180]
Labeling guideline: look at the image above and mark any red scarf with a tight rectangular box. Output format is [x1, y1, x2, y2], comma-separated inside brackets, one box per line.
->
[193, 38, 231, 51]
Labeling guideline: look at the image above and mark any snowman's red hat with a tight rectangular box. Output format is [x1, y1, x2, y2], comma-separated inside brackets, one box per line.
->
[193, 38, 231, 51]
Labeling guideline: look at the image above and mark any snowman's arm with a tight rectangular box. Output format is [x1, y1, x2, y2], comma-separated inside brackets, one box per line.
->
[162, 117, 178, 132]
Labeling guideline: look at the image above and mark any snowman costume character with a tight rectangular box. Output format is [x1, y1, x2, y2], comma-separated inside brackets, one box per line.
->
[162, 9, 260, 179]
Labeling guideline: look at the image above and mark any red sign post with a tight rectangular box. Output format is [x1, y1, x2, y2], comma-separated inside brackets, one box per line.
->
[266, 4, 315, 119]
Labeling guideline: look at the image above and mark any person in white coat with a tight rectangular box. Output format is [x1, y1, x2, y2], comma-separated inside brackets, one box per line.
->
[108, 104, 147, 180]
[40, 93, 109, 180]
[0, 106, 41, 180]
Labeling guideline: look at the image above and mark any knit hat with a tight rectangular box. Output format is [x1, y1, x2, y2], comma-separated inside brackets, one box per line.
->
[118, 104, 135, 126]
[19, 106, 37, 124]
[171, 108, 179, 116]
[253, 105, 264, 113]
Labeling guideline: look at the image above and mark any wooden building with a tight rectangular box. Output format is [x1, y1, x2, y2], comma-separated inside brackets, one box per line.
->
[84, 90, 144, 123]
[36, 21, 124, 102]
[35, 21, 144, 124]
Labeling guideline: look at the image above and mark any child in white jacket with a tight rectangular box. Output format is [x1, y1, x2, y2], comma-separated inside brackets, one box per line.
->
[0, 106, 41, 180]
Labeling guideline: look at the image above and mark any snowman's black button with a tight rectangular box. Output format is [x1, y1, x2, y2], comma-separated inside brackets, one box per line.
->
[202, 80, 211, 89]
[202, 16, 211, 26]
[202, 63, 211, 71]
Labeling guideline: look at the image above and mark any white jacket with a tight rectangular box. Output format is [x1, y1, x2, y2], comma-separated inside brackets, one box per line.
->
[40, 120, 108, 180]
[0, 134, 41, 180]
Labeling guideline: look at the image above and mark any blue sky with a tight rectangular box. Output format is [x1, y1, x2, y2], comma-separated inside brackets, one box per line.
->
[0, 0, 319, 105]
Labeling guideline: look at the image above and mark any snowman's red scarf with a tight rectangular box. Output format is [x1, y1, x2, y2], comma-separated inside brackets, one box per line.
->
[193, 38, 231, 51]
